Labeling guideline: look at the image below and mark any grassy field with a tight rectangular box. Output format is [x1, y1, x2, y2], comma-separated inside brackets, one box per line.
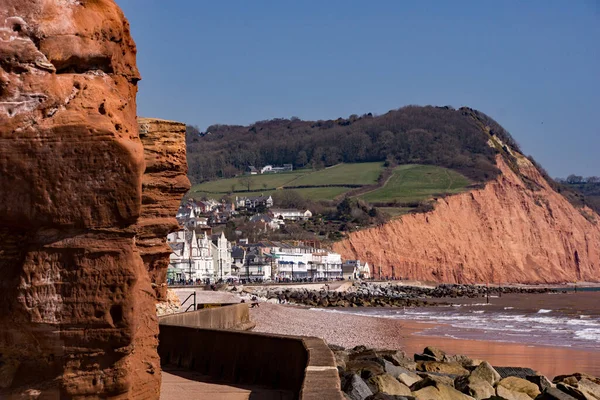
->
[191, 186, 351, 202]
[378, 207, 414, 217]
[189, 163, 383, 196]
[189, 162, 470, 206]
[290, 162, 383, 186]
[290, 186, 352, 200]
[189, 171, 304, 194]
[360, 164, 471, 203]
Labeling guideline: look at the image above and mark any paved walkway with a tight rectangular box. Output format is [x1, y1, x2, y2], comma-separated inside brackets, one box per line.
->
[160, 369, 294, 400]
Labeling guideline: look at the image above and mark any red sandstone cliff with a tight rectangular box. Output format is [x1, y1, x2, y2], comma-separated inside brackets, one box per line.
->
[334, 155, 600, 284]
[137, 118, 191, 301]
[0, 1, 168, 397]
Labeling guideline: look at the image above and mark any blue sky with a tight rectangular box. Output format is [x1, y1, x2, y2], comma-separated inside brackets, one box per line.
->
[116, 0, 599, 177]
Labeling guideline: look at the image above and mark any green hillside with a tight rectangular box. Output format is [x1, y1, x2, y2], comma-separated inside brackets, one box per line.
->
[360, 165, 471, 203]
[189, 161, 472, 213]
[189, 162, 384, 196]
[189, 171, 304, 193]
[191, 186, 352, 202]
[291, 162, 383, 186]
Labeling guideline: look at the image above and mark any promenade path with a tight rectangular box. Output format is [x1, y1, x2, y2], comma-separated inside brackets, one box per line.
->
[160, 369, 293, 400]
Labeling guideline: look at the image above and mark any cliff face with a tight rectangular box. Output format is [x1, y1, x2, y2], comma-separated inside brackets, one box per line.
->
[0, 1, 165, 397]
[334, 156, 600, 284]
[137, 118, 191, 301]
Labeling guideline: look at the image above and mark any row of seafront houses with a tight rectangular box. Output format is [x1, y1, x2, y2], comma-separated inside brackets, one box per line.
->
[167, 229, 371, 283]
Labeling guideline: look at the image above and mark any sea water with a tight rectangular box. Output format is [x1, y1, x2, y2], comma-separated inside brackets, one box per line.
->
[312, 291, 600, 351]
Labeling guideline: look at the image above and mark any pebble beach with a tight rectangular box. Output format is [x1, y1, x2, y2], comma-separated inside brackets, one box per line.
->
[250, 303, 600, 377]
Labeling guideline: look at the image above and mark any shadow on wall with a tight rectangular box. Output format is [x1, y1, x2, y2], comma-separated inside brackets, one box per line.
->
[157, 304, 344, 399]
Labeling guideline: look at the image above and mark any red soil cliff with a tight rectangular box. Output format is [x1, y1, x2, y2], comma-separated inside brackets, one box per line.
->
[137, 118, 191, 301]
[334, 156, 600, 284]
[0, 1, 178, 397]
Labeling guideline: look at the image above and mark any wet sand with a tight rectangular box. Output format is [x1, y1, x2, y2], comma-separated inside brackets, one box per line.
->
[250, 303, 600, 378]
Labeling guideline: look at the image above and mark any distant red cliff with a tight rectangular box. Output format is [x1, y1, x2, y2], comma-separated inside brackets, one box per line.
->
[334, 155, 600, 284]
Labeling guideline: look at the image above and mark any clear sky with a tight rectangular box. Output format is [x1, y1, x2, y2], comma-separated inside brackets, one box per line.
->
[116, 0, 599, 177]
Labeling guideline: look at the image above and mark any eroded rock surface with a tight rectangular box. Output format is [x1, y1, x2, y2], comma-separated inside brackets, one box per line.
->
[137, 118, 191, 301]
[334, 156, 600, 284]
[0, 0, 165, 397]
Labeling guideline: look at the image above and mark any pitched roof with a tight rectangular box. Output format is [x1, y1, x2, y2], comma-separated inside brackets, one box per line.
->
[250, 214, 273, 223]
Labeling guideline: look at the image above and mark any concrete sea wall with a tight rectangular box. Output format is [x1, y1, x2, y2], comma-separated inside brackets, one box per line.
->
[158, 304, 344, 399]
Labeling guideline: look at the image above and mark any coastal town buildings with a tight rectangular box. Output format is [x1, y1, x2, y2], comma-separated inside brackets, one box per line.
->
[342, 260, 371, 280]
[246, 240, 343, 280]
[212, 232, 233, 280]
[249, 214, 280, 231]
[167, 230, 233, 282]
[270, 208, 313, 221]
[240, 195, 274, 210]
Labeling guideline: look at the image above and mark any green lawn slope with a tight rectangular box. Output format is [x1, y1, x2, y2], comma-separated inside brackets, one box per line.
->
[360, 164, 471, 203]
[188, 162, 471, 210]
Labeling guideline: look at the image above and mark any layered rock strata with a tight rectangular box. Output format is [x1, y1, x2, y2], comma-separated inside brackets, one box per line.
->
[137, 118, 191, 301]
[0, 1, 172, 397]
[334, 156, 600, 284]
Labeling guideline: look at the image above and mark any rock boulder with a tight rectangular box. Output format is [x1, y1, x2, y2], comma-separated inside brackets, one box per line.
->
[370, 375, 412, 396]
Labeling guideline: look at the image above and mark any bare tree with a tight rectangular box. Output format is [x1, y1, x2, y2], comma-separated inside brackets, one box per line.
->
[567, 174, 584, 184]
[238, 175, 253, 192]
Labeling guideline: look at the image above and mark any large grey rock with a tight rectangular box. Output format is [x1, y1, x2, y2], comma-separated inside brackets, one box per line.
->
[384, 360, 414, 378]
[556, 383, 588, 400]
[335, 351, 350, 370]
[365, 394, 416, 400]
[423, 347, 447, 362]
[398, 372, 422, 388]
[454, 375, 495, 400]
[385, 352, 418, 371]
[419, 362, 469, 376]
[553, 374, 600, 387]
[347, 359, 386, 379]
[578, 379, 600, 400]
[412, 383, 475, 400]
[471, 361, 501, 386]
[412, 376, 455, 391]
[345, 374, 374, 400]
[369, 374, 412, 396]
[443, 354, 478, 368]
[495, 367, 538, 379]
[496, 385, 532, 400]
[351, 349, 385, 362]
[526, 375, 553, 392]
[415, 353, 438, 362]
[498, 377, 541, 399]
[537, 387, 579, 400]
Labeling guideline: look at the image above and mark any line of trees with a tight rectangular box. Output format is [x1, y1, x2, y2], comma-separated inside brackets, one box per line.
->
[185, 105, 520, 185]
[557, 175, 600, 184]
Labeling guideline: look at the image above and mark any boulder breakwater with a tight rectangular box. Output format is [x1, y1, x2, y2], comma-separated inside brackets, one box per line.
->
[244, 283, 557, 308]
[335, 345, 600, 400]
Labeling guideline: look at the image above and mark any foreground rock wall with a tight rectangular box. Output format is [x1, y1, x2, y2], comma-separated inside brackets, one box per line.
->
[137, 118, 191, 301]
[0, 1, 166, 397]
[334, 156, 600, 284]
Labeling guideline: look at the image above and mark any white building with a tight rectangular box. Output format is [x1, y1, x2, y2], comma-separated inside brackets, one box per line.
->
[211, 232, 233, 280]
[262, 242, 342, 280]
[235, 195, 273, 210]
[342, 260, 371, 280]
[270, 209, 312, 221]
[186, 208, 208, 229]
[167, 230, 233, 282]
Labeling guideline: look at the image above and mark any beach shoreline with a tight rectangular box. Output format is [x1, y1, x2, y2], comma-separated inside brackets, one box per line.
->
[250, 303, 600, 378]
